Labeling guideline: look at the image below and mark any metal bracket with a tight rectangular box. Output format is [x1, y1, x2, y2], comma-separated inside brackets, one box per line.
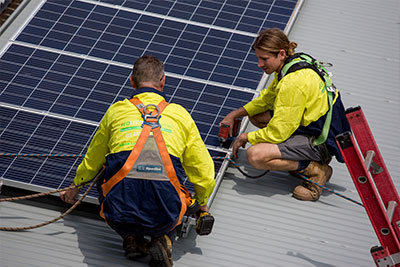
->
[375, 251, 400, 267]
[179, 215, 196, 238]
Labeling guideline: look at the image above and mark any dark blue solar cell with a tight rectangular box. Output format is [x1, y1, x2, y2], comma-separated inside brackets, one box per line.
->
[88, 12, 114, 25]
[192, 60, 215, 73]
[94, 82, 123, 95]
[0, 71, 15, 83]
[191, 13, 214, 25]
[214, 65, 238, 77]
[199, 43, 223, 55]
[109, 26, 131, 39]
[81, 19, 107, 31]
[210, 72, 234, 85]
[70, 0, 94, 10]
[124, 36, 150, 49]
[93, 4, 117, 16]
[81, 60, 107, 72]
[0, 92, 24, 106]
[44, 71, 71, 84]
[200, 1, 222, 10]
[7, 44, 34, 56]
[170, 47, 196, 59]
[63, 85, 91, 98]
[112, 11, 140, 28]
[148, 43, 173, 54]
[71, 35, 97, 47]
[12, 75, 40, 87]
[24, 98, 53, 111]
[168, 9, 192, 20]
[65, 43, 90, 55]
[90, 48, 119, 60]
[21, 24, 48, 37]
[193, 52, 218, 64]
[3, 83, 32, 97]
[170, 97, 196, 111]
[1, 60, 20, 74]
[15, 33, 42, 45]
[268, 13, 289, 23]
[1, 53, 27, 65]
[263, 20, 286, 31]
[36, 9, 60, 21]
[123, 1, 148, 10]
[52, 62, 77, 75]
[42, 1, 67, 13]
[38, 80, 65, 93]
[271, 5, 293, 16]
[108, 65, 131, 77]
[75, 109, 103, 122]
[41, 38, 67, 50]
[179, 79, 205, 92]
[58, 14, 85, 26]
[29, 90, 59, 103]
[64, 6, 90, 18]
[152, 34, 177, 46]
[195, 102, 221, 115]
[89, 91, 116, 104]
[50, 103, 78, 117]
[95, 40, 120, 53]
[146, 5, 170, 15]
[56, 94, 85, 108]
[204, 35, 228, 47]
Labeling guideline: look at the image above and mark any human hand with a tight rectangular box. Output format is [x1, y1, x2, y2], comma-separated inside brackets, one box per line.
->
[219, 116, 235, 137]
[232, 133, 248, 159]
[199, 204, 209, 213]
[60, 182, 80, 204]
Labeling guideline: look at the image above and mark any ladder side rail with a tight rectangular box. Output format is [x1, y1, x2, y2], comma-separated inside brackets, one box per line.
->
[346, 107, 400, 206]
[336, 132, 400, 255]
[346, 107, 400, 239]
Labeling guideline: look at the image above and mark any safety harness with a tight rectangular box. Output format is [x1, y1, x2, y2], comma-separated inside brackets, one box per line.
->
[100, 98, 192, 227]
[279, 53, 336, 146]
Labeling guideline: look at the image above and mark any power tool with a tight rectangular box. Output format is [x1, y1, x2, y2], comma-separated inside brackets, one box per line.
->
[218, 118, 241, 144]
[186, 199, 215, 236]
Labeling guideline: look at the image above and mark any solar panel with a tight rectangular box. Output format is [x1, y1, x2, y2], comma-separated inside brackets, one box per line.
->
[0, 0, 300, 201]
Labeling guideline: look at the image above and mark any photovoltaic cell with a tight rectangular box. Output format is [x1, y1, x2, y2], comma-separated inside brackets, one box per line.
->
[14, 0, 269, 89]
[95, 0, 296, 34]
[1, 44, 253, 146]
[0, 0, 299, 198]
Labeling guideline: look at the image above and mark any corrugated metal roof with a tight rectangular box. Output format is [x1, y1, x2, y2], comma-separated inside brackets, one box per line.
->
[1, 0, 400, 266]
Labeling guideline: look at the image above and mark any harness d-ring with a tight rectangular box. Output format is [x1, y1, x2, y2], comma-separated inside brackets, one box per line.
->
[143, 104, 160, 120]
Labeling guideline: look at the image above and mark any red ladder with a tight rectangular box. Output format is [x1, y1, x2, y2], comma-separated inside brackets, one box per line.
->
[336, 106, 400, 267]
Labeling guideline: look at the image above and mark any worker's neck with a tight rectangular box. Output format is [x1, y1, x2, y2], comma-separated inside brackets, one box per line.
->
[137, 82, 163, 92]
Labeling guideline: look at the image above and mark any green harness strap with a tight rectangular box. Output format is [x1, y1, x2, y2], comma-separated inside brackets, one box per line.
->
[280, 54, 334, 146]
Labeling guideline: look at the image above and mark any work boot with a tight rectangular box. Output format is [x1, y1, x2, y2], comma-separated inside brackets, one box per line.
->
[148, 235, 173, 267]
[292, 161, 333, 201]
[123, 235, 148, 259]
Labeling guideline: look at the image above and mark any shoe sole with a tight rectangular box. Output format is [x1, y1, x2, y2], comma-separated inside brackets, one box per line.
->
[148, 240, 172, 267]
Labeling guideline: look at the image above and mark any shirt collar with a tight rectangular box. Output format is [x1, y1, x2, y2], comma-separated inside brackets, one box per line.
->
[130, 87, 168, 100]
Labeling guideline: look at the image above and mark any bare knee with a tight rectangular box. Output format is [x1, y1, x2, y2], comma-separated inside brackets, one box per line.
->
[247, 146, 267, 169]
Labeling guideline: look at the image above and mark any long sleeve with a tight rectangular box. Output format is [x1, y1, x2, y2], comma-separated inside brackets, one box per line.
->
[74, 115, 110, 186]
[181, 119, 215, 206]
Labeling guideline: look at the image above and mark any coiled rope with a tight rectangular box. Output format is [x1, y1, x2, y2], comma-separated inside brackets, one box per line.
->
[0, 152, 363, 231]
[0, 169, 104, 231]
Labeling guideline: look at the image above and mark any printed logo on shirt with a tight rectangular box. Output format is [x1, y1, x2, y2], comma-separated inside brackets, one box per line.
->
[136, 165, 163, 173]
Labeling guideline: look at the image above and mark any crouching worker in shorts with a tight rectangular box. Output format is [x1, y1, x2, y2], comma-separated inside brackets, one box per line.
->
[220, 28, 350, 201]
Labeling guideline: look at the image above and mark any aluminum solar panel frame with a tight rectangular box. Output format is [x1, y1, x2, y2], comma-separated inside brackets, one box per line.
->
[0, 0, 301, 203]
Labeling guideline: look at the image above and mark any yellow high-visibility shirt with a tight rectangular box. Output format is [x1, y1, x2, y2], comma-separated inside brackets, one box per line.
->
[75, 89, 215, 206]
[244, 68, 331, 144]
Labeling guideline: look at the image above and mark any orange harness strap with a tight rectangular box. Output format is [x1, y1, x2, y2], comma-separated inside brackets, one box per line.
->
[100, 97, 190, 225]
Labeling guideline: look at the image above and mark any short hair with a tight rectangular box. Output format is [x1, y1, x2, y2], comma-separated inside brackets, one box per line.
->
[252, 28, 297, 58]
[132, 55, 164, 87]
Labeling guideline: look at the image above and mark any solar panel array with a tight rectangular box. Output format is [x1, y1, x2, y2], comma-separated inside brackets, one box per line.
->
[0, 0, 299, 198]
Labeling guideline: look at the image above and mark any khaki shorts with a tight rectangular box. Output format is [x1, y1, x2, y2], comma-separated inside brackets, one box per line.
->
[277, 135, 326, 162]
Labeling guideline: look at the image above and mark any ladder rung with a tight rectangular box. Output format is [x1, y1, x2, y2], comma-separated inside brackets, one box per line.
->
[364, 150, 375, 170]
